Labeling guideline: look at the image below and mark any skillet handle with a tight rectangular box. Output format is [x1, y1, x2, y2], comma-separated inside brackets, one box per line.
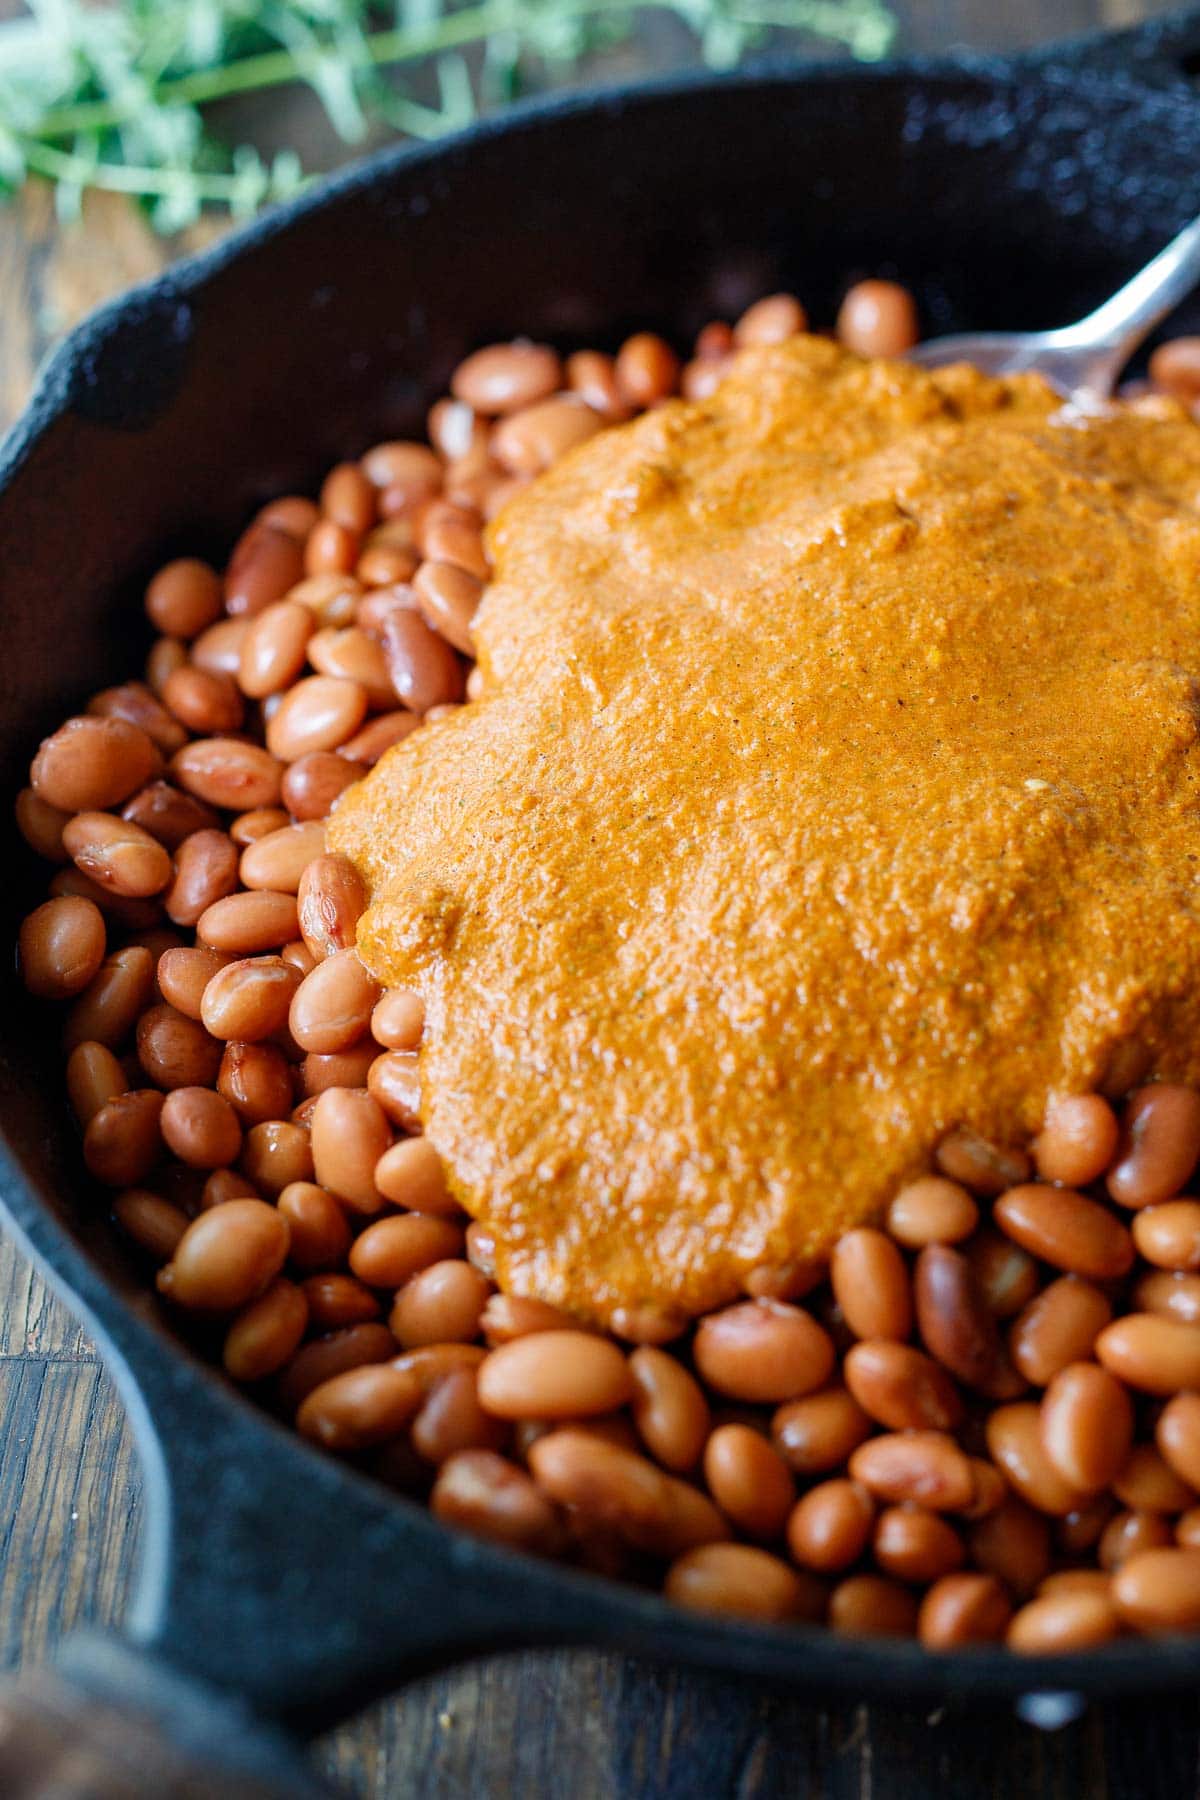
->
[0, 1636, 337, 1799]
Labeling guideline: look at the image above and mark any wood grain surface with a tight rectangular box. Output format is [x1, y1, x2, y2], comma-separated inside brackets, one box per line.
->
[0, 2, 1193, 1795]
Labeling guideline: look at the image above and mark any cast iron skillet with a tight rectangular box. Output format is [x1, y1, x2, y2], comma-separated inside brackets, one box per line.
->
[5, 10, 1200, 1793]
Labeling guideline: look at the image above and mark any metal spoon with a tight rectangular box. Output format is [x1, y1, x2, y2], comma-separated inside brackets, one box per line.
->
[909, 211, 1200, 403]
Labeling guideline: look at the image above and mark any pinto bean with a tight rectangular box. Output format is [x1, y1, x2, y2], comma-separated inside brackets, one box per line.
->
[300, 1044, 377, 1096]
[225, 522, 306, 618]
[390, 1260, 492, 1348]
[161, 665, 245, 735]
[171, 740, 284, 811]
[478, 1331, 633, 1420]
[216, 1041, 293, 1124]
[1134, 1269, 1200, 1326]
[1039, 1363, 1134, 1493]
[431, 1449, 564, 1555]
[60, 813, 170, 900]
[843, 1340, 963, 1431]
[886, 1178, 978, 1248]
[1009, 1277, 1113, 1387]
[276, 1181, 351, 1271]
[337, 711, 418, 767]
[967, 1497, 1051, 1598]
[1033, 1094, 1120, 1187]
[88, 681, 187, 755]
[65, 1041, 128, 1125]
[145, 558, 222, 638]
[146, 636, 188, 695]
[200, 956, 301, 1042]
[122, 782, 220, 851]
[63, 946, 156, 1051]
[871, 1507, 963, 1586]
[113, 1188, 189, 1261]
[702, 1424, 795, 1539]
[15, 786, 71, 862]
[627, 1347, 710, 1473]
[32, 715, 159, 813]
[1156, 1393, 1200, 1491]
[828, 1575, 916, 1638]
[771, 1388, 873, 1476]
[935, 1129, 1030, 1195]
[986, 1403, 1088, 1516]
[451, 343, 562, 416]
[1096, 1314, 1200, 1395]
[693, 1300, 834, 1403]
[614, 333, 680, 407]
[1112, 1442, 1195, 1514]
[281, 751, 363, 820]
[787, 1478, 874, 1572]
[380, 607, 465, 714]
[830, 1228, 911, 1341]
[18, 896, 106, 999]
[914, 1244, 1003, 1391]
[197, 890, 298, 955]
[307, 626, 393, 706]
[1108, 1086, 1200, 1207]
[1112, 1546, 1200, 1632]
[366, 1050, 421, 1131]
[848, 1432, 974, 1512]
[296, 855, 366, 962]
[665, 1543, 819, 1622]
[309, 1086, 391, 1212]
[164, 830, 240, 928]
[370, 987, 424, 1051]
[288, 949, 379, 1054]
[527, 1430, 727, 1559]
[993, 1184, 1133, 1281]
[917, 1572, 1010, 1649]
[1007, 1590, 1120, 1654]
[491, 395, 604, 476]
[266, 676, 369, 761]
[836, 280, 919, 358]
[372, 1137, 455, 1214]
[239, 821, 326, 894]
[223, 1279, 309, 1382]
[297, 1363, 422, 1450]
[1133, 1201, 1200, 1271]
[965, 1227, 1040, 1318]
[136, 1002, 222, 1090]
[411, 561, 482, 657]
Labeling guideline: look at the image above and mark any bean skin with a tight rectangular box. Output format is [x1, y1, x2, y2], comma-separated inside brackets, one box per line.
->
[693, 1300, 834, 1403]
[1108, 1086, 1200, 1208]
[157, 1198, 289, 1310]
[431, 1450, 564, 1556]
[993, 1184, 1133, 1281]
[19, 897, 106, 999]
[32, 716, 158, 812]
[478, 1331, 633, 1420]
[703, 1424, 795, 1539]
[665, 1544, 819, 1622]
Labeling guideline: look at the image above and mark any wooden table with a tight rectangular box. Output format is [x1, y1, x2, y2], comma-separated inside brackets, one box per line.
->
[0, 2, 1191, 1793]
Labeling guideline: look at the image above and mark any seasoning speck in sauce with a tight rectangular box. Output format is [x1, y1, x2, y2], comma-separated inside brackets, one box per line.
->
[331, 336, 1200, 1322]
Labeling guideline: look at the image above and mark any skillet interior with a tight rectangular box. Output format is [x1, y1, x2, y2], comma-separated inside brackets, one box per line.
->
[7, 27, 1200, 1733]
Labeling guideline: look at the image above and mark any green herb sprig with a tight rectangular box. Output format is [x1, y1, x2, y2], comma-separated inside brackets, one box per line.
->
[0, 0, 895, 231]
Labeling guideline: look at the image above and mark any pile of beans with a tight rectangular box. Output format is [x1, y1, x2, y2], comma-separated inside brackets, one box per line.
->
[18, 281, 1200, 1656]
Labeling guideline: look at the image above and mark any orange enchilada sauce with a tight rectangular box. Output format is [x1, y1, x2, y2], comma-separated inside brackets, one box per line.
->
[332, 337, 1200, 1322]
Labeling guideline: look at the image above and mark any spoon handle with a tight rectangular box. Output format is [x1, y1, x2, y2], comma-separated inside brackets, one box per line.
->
[1058, 211, 1200, 379]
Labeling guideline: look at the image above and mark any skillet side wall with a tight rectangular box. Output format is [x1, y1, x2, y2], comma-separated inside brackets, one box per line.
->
[3, 58, 1200, 1721]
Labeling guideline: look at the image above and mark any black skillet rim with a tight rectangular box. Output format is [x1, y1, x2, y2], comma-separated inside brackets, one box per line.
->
[4, 29, 1200, 1710]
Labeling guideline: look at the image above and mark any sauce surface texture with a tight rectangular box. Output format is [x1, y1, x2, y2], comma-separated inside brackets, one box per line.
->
[332, 338, 1200, 1320]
